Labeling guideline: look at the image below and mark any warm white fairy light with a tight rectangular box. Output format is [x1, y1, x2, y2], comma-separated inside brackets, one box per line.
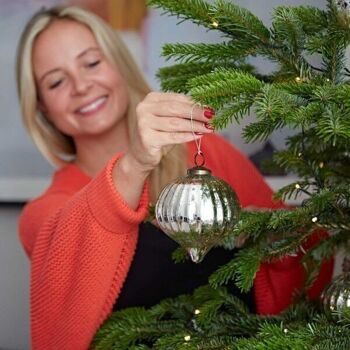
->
[194, 309, 201, 315]
[212, 21, 219, 27]
[184, 335, 191, 341]
[295, 183, 301, 189]
[312, 217, 318, 223]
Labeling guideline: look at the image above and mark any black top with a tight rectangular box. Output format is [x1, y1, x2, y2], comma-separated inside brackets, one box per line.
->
[114, 222, 255, 312]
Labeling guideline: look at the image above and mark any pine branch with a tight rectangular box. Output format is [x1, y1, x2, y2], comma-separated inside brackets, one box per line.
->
[147, 0, 212, 27]
[316, 106, 350, 147]
[243, 118, 285, 142]
[292, 6, 328, 34]
[274, 181, 312, 202]
[272, 6, 305, 56]
[188, 68, 263, 110]
[306, 229, 350, 262]
[209, 246, 262, 292]
[157, 61, 229, 93]
[161, 42, 252, 63]
[210, 0, 270, 43]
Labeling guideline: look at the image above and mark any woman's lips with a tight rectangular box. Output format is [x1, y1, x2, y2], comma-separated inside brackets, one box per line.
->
[76, 96, 107, 116]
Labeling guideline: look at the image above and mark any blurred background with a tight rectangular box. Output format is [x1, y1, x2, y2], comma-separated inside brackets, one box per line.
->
[0, 1, 321, 348]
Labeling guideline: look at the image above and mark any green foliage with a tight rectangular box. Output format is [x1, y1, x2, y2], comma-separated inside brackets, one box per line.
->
[209, 246, 262, 291]
[272, 6, 305, 56]
[161, 42, 251, 63]
[147, 0, 212, 27]
[94, 0, 350, 348]
[209, 0, 270, 43]
[157, 62, 225, 93]
[92, 288, 350, 349]
[188, 68, 263, 111]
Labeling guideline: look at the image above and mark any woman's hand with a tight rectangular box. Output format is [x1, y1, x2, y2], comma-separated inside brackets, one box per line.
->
[113, 92, 214, 209]
[125, 92, 214, 173]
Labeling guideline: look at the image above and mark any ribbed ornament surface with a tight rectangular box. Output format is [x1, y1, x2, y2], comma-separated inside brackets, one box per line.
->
[155, 166, 240, 262]
[322, 257, 350, 319]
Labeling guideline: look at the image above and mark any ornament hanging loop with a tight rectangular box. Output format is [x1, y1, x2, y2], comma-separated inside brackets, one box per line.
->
[194, 151, 205, 167]
[190, 102, 206, 167]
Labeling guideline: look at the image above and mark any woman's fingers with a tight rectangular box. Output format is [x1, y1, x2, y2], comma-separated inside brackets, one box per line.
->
[146, 116, 213, 134]
[144, 91, 191, 104]
[140, 94, 215, 123]
[129, 92, 215, 170]
[145, 129, 203, 148]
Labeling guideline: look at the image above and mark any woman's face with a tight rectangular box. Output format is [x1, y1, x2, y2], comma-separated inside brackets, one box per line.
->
[32, 19, 129, 139]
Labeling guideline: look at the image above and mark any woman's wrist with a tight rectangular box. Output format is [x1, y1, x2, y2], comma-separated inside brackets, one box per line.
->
[119, 152, 152, 179]
[112, 153, 150, 210]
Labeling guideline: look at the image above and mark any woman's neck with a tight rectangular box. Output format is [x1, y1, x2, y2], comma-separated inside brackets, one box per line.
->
[74, 119, 129, 177]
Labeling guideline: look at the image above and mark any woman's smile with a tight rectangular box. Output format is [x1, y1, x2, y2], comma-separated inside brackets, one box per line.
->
[75, 95, 108, 117]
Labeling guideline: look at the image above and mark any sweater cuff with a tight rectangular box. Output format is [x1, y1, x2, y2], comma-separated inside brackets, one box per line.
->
[86, 153, 150, 233]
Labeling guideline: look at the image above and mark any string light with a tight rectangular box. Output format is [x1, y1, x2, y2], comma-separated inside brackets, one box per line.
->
[312, 217, 318, 223]
[284, 328, 289, 334]
[212, 21, 219, 27]
[298, 152, 302, 157]
[295, 76, 302, 83]
[194, 309, 201, 315]
[184, 335, 191, 341]
[319, 161, 324, 168]
[295, 183, 301, 189]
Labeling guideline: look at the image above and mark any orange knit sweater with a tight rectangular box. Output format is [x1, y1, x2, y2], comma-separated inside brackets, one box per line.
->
[19, 134, 333, 349]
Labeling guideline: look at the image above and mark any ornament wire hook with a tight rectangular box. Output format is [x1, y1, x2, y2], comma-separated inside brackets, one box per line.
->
[190, 103, 205, 167]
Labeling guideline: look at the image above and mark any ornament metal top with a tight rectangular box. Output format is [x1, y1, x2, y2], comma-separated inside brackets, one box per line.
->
[155, 158, 241, 263]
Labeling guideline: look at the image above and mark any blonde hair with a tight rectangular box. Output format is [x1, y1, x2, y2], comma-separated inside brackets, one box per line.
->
[16, 5, 186, 202]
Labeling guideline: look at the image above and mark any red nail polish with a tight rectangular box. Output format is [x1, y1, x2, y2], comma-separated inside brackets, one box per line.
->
[204, 107, 215, 119]
[205, 123, 214, 130]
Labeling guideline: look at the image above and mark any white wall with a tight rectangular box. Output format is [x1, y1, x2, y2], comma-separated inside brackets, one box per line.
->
[0, 205, 29, 350]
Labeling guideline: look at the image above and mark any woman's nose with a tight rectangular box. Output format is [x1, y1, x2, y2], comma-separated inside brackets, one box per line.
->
[71, 74, 92, 95]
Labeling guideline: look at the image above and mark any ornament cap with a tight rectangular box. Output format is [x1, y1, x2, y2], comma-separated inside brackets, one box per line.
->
[187, 166, 212, 176]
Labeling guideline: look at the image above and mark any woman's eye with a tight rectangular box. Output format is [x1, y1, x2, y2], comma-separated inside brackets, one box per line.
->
[87, 60, 101, 68]
[49, 79, 63, 89]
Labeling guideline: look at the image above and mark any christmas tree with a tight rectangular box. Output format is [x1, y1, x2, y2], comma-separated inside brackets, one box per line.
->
[92, 0, 350, 348]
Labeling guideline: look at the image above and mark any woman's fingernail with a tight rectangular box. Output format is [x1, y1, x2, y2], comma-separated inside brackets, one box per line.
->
[205, 123, 214, 130]
[204, 107, 215, 119]
[195, 132, 204, 135]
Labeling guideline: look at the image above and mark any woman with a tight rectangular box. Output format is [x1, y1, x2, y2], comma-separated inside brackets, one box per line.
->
[16, 6, 333, 350]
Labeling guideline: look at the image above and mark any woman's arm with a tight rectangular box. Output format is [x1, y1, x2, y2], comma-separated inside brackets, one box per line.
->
[20, 155, 148, 349]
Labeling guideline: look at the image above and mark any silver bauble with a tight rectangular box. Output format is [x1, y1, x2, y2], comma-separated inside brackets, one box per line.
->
[322, 257, 350, 320]
[336, 0, 350, 12]
[155, 166, 240, 263]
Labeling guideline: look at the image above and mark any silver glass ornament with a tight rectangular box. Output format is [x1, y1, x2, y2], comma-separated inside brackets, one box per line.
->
[336, 0, 350, 12]
[322, 257, 350, 319]
[155, 165, 241, 263]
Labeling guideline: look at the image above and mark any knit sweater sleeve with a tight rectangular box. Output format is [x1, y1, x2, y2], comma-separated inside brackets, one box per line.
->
[190, 134, 333, 315]
[18, 154, 149, 350]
